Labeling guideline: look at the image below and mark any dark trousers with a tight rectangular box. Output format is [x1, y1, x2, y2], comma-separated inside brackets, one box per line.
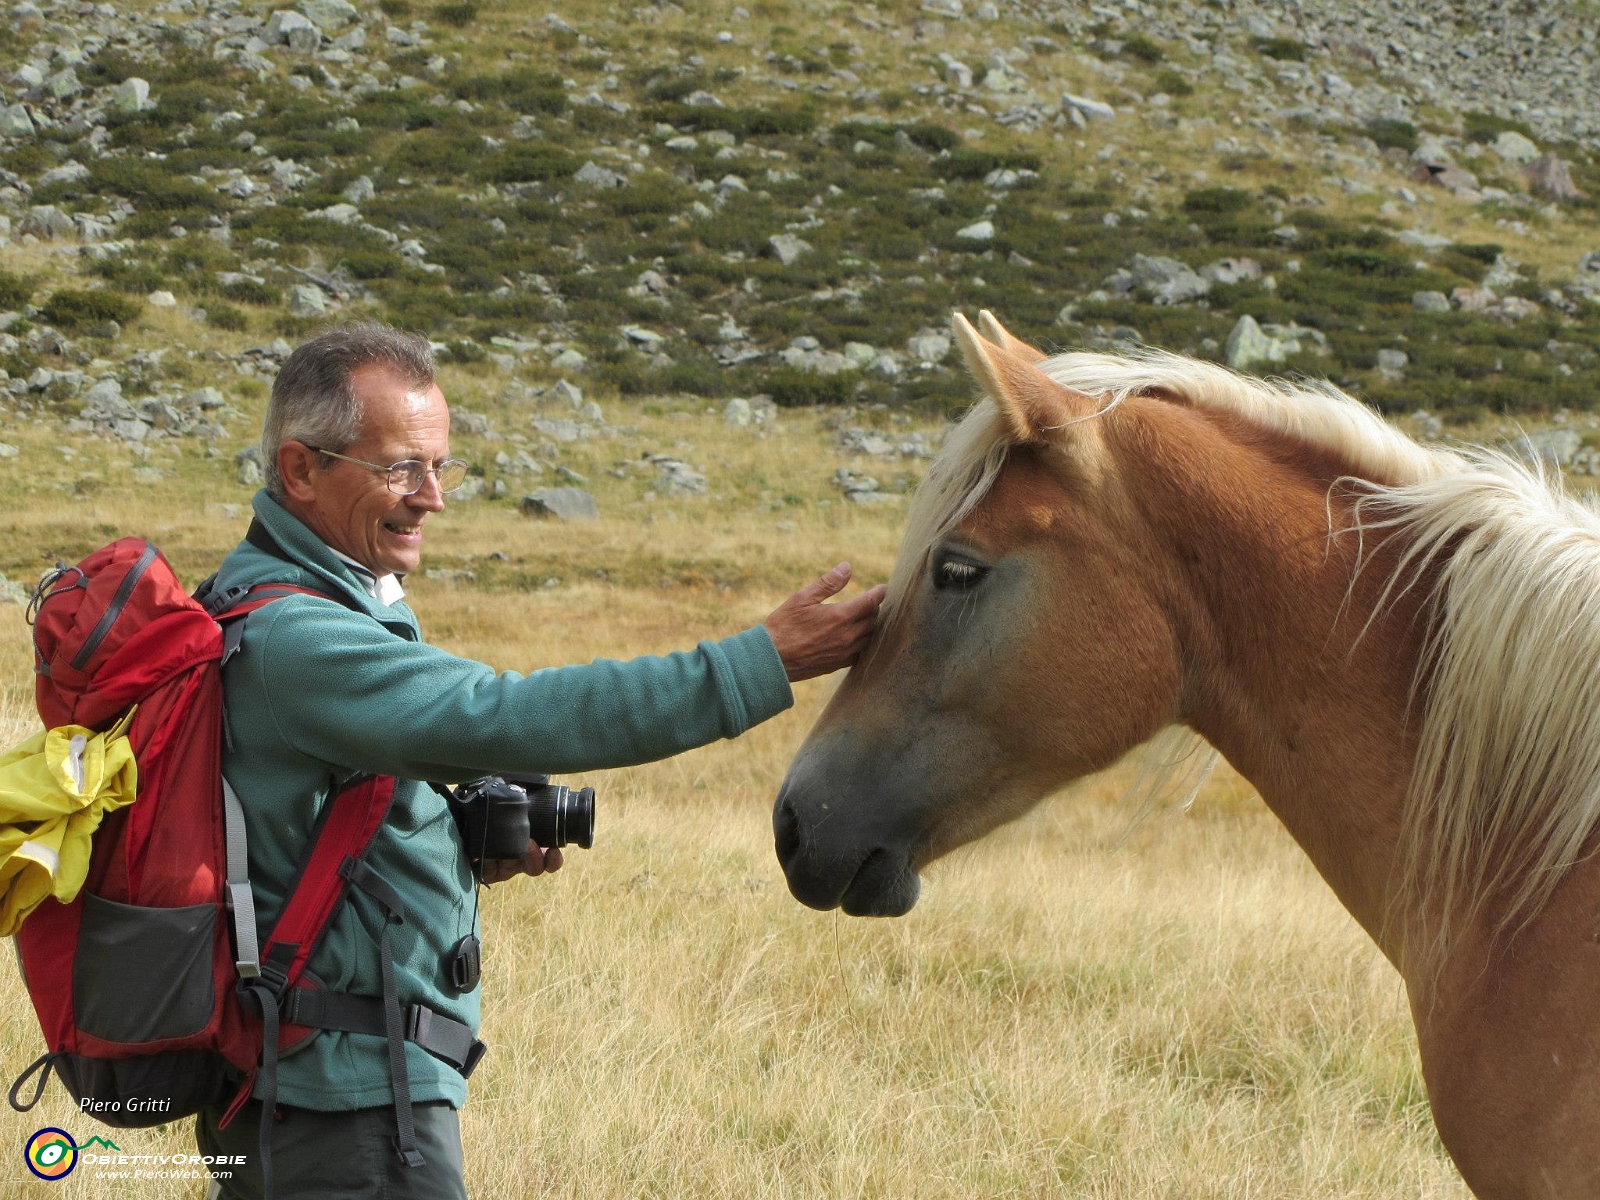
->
[196, 1099, 467, 1200]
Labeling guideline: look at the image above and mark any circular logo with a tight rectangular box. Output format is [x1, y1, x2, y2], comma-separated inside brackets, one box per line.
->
[25, 1129, 78, 1181]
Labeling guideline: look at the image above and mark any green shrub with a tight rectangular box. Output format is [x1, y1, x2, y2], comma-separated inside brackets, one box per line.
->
[0, 270, 34, 309]
[432, 1, 477, 26]
[643, 103, 817, 137]
[482, 144, 578, 183]
[206, 303, 250, 332]
[1121, 34, 1164, 63]
[1250, 37, 1306, 61]
[1363, 118, 1418, 152]
[218, 279, 280, 306]
[1182, 187, 1254, 214]
[451, 69, 567, 114]
[904, 121, 959, 152]
[88, 258, 169, 295]
[1463, 110, 1538, 145]
[767, 368, 856, 406]
[41, 290, 143, 330]
[1153, 68, 1193, 97]
[937, 150, 1042, 180]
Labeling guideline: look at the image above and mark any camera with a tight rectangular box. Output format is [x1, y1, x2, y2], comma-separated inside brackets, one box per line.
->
[450, 772, 596, 868]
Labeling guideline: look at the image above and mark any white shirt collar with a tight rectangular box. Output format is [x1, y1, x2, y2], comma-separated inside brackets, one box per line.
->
[331, 549, 406, 606]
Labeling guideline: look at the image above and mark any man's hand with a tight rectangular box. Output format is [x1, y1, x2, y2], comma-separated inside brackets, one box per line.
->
[764, 562, 887, 683]
[480, 842, 564, 885]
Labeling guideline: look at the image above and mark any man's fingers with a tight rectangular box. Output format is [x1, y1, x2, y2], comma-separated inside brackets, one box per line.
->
[795, 562, 852, 604]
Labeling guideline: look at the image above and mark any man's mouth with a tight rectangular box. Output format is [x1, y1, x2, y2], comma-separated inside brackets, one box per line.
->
[382, 519, 422, 537]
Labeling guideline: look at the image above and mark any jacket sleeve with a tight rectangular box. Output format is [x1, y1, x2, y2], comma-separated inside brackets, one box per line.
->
[248, 597, 794, 781]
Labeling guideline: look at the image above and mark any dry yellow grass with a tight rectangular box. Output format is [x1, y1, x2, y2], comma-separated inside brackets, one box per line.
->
[0, 398, 1467, 1198]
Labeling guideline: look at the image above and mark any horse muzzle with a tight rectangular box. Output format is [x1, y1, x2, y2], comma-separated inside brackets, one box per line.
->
[772, 780, 922, 916]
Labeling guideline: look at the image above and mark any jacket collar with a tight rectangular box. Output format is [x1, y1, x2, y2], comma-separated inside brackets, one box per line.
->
[235, 490, 414, 624]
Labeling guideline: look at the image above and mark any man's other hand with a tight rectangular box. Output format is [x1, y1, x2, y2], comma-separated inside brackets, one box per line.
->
[481, 842, 564, 885]
[764, 562, 887, 683]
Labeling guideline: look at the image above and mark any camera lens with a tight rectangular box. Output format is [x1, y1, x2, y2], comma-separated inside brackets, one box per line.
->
[529, 783, 595, 849]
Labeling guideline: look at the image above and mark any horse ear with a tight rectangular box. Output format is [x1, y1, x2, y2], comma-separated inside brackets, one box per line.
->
[952, 313, 1100, 443]
[976, 310, 1048, 365]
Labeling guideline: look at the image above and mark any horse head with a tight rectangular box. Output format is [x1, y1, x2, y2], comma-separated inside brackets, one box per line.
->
[774, 312, 1188, 915]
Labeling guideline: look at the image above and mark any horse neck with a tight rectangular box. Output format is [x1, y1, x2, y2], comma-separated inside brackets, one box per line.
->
[1129, 404, 1426, 958]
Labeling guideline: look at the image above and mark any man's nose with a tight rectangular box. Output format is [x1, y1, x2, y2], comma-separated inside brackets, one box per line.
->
[408, 472, 446, 512]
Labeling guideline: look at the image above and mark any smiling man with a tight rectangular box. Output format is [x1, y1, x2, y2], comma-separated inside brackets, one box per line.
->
[197, 322, 883, 1199]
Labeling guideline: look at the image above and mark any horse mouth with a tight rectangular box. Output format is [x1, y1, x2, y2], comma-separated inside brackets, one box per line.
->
[840, 848, 921, 916]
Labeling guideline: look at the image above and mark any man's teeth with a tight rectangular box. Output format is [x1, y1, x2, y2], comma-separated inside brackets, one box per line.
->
[384, 521, 420, 534]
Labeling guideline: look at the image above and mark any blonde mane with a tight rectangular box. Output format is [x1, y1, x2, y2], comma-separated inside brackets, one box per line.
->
[893, 345, 1600, 956]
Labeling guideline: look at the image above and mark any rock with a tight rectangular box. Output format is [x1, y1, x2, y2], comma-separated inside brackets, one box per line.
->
[631, 269, 669, 295]
[1452, 285, 1495, 313]
[921, 0, 963, 15]
[1, 104, 35, 138]
[779, 341, 852, 374]
[185, 387, 225, 409]
[648, 454, 707, 496]
[452, 406, 492, 436]
[46, 68, 81, 100]
[574, 161, 628, 188]
[297, 0, 357, 27]
[1412, 291, 1451, 313]
[1131, 254, 1210, 305]
[531, 418, 593, 442]
[1508, 428, 1581, 468]
[0, 443, 17, 458]
[550, 378, 584, 409]
[235, 446, 265, 485]
[1525, 153, 1584, 202]
[20, 205, 75, 240]
[287, 284, 328, 316]
[341, 175, 375, 204]
[38, 161, 90, 187]
[1492, 131, 1540, 164]
[1224, 314, 1323, 371]
[724, 397, 752, 427]
[550, 348, 587, 371]
[907, 329, 951, 364]
[1377, 348, 1408, 376]
[1063, 93, 1115, 122]
[620, 325, 665, 350]
[147, 290, 177, 308]
[1481, 254, 1524, 292]
[266, 9, 322, 50]
[1413, 160, 1479, 193]
[519, 488, 599, 520]
[1200, 257, 1262, 286]
[768, 233, 813, 265]
[308, 203, 360, 225]
[943, 57, 973, 89]
[108, 77, 151, 113]
[0, 571, 28, 606]
[579, 401, 604, 425]
[956, 220, 994, 241]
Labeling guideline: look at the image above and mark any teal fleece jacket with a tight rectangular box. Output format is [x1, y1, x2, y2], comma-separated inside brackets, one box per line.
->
[216, 491, 793, 1110]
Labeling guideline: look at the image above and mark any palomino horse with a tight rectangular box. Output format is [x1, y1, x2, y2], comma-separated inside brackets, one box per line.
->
[775, 311, 1600, 1198]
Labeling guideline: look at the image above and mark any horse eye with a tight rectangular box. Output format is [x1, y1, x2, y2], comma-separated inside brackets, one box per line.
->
[933, 554, 988, 591]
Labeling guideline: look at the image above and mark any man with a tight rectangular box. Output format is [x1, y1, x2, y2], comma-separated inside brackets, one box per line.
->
[197, 322, 883, 1198]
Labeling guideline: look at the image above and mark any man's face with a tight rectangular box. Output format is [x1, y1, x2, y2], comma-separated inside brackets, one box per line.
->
[298, 364, 451, 577]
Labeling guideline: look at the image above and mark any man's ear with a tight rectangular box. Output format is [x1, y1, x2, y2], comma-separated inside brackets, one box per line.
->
[952, 313, 1103, 444]
[976, 310, 1049, 365]
[277, 440, 321, 504]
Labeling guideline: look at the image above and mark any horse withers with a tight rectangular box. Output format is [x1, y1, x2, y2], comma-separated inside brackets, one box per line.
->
[774, 311, 1600, 1198]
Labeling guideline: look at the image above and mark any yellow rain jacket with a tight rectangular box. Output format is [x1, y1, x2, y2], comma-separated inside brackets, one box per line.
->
[0, 712, 137, 935]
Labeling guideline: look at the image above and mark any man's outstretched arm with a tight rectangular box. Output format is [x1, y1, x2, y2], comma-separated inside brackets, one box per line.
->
[763, 562, 886, 682]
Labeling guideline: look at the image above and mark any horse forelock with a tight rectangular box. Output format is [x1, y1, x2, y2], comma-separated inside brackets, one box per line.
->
[892, 343, 1600, 961]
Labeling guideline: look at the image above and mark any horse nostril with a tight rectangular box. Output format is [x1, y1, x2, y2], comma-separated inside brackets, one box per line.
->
[774, 798, 801, 866]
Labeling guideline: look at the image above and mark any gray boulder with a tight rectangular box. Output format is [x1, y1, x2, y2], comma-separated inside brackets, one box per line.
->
[236, 446, 266, 485]
[519, 488, 599, 520]
[1508, 429, 1582, 469]
[287, 284, 328, 316]
[0, 104, 35, 138]
[297, 0, 358, 27]
[1131, 254, 1210, 305]
[108, 77, 151, 113]
[906, 328, 951, 364]
[1412, 291, 1451, 313]
[267, 9, 323, 50]
[574, 161, 627, 188]
[768, 233, 813, 266]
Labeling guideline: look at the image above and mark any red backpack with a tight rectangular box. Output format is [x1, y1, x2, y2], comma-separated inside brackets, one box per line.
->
[7, 533, 481, 1191]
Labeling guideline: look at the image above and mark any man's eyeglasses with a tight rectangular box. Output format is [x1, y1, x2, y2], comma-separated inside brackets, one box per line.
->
[305, 446, 470, 496]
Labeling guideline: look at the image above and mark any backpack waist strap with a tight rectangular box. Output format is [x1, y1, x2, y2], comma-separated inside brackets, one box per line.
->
[280, 987, 487, 1079]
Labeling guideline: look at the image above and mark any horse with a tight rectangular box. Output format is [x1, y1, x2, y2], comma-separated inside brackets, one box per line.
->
[774, 311, 1600, 1198]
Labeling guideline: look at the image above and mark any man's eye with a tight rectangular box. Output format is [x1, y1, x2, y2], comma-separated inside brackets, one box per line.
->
[933, 555, 988, 591]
